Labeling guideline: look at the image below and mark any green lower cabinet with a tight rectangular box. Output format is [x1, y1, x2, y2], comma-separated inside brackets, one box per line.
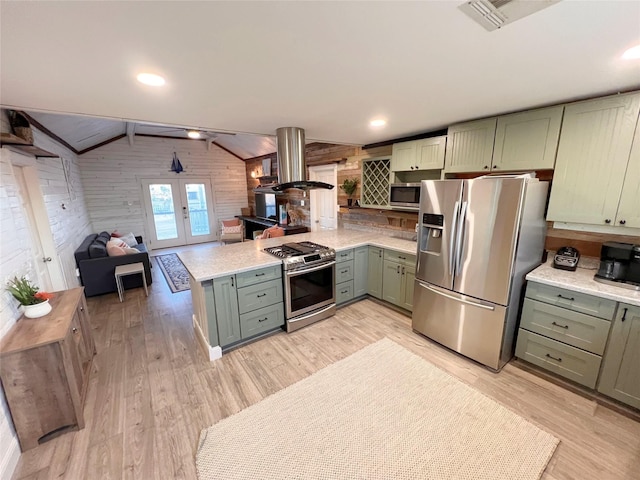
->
[354, 246, 368, 297]
[239, 303, 284, 339]
[597, 304, 640, 409]
[213, 276, 241, 347]
[368, 247, 383, 299]
[336, 281, 354, 305]
[382, 260, 402, 305]
[402, 264, 415, 312]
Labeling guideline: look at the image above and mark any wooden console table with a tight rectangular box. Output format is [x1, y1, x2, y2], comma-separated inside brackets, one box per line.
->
[0, 287, 96, 450]
[238, 216, 309, 239]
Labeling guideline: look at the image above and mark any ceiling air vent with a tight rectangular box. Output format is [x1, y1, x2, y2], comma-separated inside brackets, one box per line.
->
[459, 0, 561, 31]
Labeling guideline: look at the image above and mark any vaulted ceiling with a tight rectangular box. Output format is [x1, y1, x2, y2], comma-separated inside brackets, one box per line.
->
[1, 1, 639, 155]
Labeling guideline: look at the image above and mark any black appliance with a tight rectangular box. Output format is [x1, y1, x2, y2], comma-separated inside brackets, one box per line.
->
[255, 192, 277, 220]
[264, 241, 336, 332]
[594, 242, 640, 291]
[553, 246, 580, 271]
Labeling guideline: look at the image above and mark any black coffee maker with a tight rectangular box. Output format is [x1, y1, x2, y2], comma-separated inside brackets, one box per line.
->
[595, 242, 640, 289]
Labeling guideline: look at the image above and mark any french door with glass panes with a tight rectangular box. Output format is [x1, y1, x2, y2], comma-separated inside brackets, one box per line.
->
[142, 178, 217, 249]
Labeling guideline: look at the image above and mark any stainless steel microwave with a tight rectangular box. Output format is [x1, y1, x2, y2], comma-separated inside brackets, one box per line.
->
[389, 183, 421, 209]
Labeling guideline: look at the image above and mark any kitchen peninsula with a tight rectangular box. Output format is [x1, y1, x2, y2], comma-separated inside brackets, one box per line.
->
[179, 229, 417, 360]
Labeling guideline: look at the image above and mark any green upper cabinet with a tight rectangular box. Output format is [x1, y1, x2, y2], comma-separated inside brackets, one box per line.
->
[493, 105, 563, 171]
[391, 136, 446, 172]
[598, 304, 640, 409]
[547, 92, 640, 227]
[213, 275, 241, 348]
[444, 117, 497, 173]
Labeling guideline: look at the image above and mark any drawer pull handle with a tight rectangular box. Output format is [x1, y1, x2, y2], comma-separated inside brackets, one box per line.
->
[398, 256, 406, 260]
[551, 321, 569, 329]
[257, 293, 267, 298]
[255, 273, 265, 277]
[258, 317, 268, 322]
[341, 269, 348, 274]
[621, 307, 628, 322]
[341, 253, 348, 257]
[557, 294, 574, 301]
[545, 353, 562, 362]
[341, 290, 348, 294]
[72, 327, 78, 334]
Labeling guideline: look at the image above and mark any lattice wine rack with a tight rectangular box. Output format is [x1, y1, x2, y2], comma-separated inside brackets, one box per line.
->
[361, 158, 391, 208]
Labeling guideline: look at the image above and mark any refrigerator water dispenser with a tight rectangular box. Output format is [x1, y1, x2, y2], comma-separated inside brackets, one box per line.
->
[420, 213, 444, 254]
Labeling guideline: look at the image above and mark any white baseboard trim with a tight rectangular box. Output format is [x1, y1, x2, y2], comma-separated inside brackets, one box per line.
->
[0, 436, 20, 480]
[209, 345, 222, 361]
[192, 314, 222, 362]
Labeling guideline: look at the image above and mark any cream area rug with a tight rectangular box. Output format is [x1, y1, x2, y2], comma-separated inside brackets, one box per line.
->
[196, 338, 559, 480]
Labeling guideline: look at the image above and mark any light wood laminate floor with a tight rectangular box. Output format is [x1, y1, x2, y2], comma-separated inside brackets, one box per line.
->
[11, 263, 640, 480]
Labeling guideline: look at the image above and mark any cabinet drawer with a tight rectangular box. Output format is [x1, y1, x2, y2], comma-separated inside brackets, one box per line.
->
[240, 303, 284, 339]
[525, 282, 616, 320]
[336, 281, 354, 305]
[515, 329, 602, 388]
[520, 299, 612, 355]
[336, 249, 354, 263]
[236, 265, 282, 289]
[237, 278, 283, 314]
[336, 260, 354, 284]
[384, 249, 416, 266]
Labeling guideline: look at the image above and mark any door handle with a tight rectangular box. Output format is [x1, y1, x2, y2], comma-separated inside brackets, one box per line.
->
[455, 201, 467, 276]
[420, 282, 495, 311]
[401, 266, 405, 275]
[449, 201, 459, 276]
[42, 257, 52, 262]
[396, 265, 400, 274]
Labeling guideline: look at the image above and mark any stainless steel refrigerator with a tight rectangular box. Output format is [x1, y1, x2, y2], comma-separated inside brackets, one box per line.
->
[412, 174, 548, 371]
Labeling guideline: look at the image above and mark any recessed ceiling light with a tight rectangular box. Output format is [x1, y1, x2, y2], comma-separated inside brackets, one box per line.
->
[370, 119, 387, 127]
[136, 73, 165, 86]
[622, 44, 640, 60]
[187, 130, 201, 139]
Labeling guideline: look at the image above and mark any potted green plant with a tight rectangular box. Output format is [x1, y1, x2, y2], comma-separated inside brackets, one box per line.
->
[340, 178, 359, 206]
[6, 276, 53, 318]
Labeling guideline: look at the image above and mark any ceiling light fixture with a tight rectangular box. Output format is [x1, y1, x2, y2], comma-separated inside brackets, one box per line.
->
[370, 119, 387, 127]
[136, 73, 165, 86]
[187, 130, 201, 139]
[622, 44, 640, 60]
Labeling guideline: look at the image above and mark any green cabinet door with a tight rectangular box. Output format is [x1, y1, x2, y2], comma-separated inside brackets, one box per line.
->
[382, 260, 402, 306]
[401, 264, 415, 312]
[354, 246, 368, 297]
[367, 247, 384, 299]
[547, 92, 640, 226]
[213, 276, 241, 348]
[598, 304, 640, 409]
[202, 280, 219, 347]
[445, 117, 497, 173]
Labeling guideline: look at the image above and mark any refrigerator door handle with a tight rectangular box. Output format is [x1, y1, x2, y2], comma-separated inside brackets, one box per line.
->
[449, 200, 460, 276]
[454, 201, 467, 276]
[419, 282, 495, 311]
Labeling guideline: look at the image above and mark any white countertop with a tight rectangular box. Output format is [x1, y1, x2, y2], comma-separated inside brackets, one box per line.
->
[178, 229, 418, 282]
[526, 259, 640, 307]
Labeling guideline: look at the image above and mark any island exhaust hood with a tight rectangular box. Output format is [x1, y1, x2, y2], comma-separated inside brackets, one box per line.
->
[271, 127, 334, 191]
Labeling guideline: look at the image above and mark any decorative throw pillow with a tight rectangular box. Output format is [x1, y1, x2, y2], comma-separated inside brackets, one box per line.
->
[120, 232, 138, 247]
[106, 240, 127, 256]
[124, 247, 141, 255]
[110, 230, 122, 238]
[109, 237, 128, 248]
[222, 219, 240, 227]
[224, 225, 242, 234]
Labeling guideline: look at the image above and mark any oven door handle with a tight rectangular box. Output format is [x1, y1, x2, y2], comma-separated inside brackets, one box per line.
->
[286, 260, 336, 277]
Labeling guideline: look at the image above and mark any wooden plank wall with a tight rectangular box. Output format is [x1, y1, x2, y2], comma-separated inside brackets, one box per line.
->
[0, 118, 93, 479]
[79, 136, 248, 245]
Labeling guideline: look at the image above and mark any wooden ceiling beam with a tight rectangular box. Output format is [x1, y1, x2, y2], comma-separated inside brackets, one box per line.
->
[19, 111, 79, 154]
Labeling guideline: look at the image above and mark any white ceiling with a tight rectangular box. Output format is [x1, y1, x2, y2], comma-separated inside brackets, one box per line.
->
[1, 1, 639, 148]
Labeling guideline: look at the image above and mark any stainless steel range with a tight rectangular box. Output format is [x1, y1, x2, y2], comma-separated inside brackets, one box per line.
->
[264, 241, 336, 332]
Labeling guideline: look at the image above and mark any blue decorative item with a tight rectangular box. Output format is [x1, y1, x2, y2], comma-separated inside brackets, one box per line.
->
[170, 152, 184, 173]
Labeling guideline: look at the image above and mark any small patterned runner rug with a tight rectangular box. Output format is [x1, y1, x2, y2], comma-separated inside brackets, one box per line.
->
[155, 253, 190, 293]
[196, 338, 559, 480]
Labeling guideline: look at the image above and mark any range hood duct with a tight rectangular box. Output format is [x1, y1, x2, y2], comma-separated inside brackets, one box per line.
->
[271, 127, 334, 191]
